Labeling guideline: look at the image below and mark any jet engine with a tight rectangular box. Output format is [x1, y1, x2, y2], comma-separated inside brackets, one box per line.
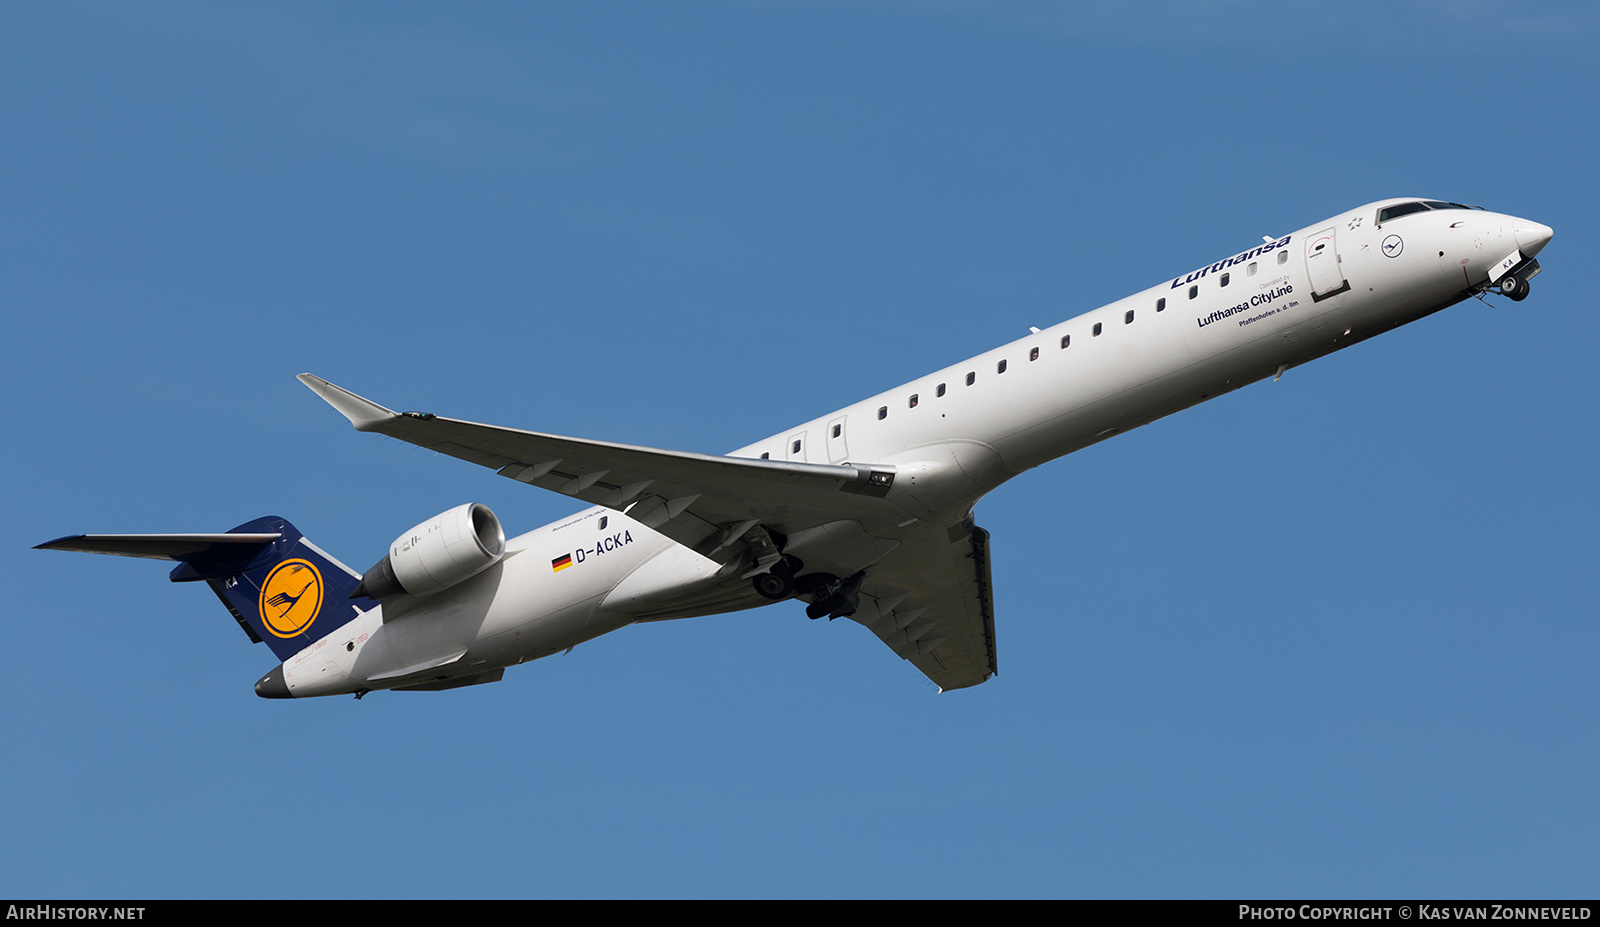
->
[354, 502, 506, 600]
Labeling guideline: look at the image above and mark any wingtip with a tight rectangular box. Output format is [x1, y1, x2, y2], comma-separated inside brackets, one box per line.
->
[298, 373, 398, 431]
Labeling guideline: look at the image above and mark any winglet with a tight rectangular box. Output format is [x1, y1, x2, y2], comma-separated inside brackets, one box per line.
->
[297, 373, 398, 432]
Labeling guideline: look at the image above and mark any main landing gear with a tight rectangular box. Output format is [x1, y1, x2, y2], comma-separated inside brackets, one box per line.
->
[740, 524, 864, 620]
[751, 555, 803, 600]
[802, 573, 863, 621]
[747, 556, 864, 620]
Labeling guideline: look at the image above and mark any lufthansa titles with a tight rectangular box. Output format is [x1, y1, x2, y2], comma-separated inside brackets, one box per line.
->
[1171, 235, 1292, 290]
[1197, 283, 1296, 329]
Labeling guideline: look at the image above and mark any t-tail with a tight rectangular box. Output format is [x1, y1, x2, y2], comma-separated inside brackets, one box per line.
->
[35, 517, 378, 694]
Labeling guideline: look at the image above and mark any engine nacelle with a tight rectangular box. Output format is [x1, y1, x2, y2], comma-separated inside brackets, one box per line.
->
[355, 503, 506, 600]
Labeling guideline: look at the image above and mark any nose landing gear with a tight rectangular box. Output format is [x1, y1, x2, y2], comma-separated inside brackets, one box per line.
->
[1499, 274, 1530, 301]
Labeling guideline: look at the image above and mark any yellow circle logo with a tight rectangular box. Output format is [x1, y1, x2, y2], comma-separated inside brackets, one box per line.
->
[258, 559, 324, 639]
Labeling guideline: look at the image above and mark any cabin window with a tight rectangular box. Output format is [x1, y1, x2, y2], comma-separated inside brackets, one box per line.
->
[908, 394, 918, 408]
[966, 371, 975, 386]
[1093, 322, 1103, 337]
[997, 359, 1007, 374]
[877, 406, 887, 420]
[599, 516, 608, 530]
[1247, 262, 1258, 276]
[1189, 285, 1199, 299]
[1030, 347, 1039, 361]
[1124, 310, 1134, 324]
[1219, 273, 1230, 287]
[937, 383, 946, 397]
[1277, 250, 1288, 265]
[791, 440, 801, 454]
[831, 424, 841, 438]
[1061, 334, 1071, 349]
[1156, 297, 1165, 312]
[761, 452, 769, 459]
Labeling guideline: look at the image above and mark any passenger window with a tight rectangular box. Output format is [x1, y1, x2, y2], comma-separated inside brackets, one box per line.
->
[908, 394, 918, 408]
[966, 372, 975, 386]
[1124, 310, 1134, 324]
[1030, 347, 1039, 361]
[1061, 334, 1071, 349]
[1156, 297, 1165, 312]
[997, 359, 1007, 374]
[832, 424, 841, 438]
[791, 440, 801, 454]
[599, 516, 608, 530]
[937, 383, 946, 397]
[1247, 262, 1257, 276]
[761, 452, 770, 459]
[1219, 273, 1230, 287]
[1189, 285, 1198, 299]
[877, 406, 887, 420]
[1277, 251, 1288, 265]
[1093, 322, 1103, 336]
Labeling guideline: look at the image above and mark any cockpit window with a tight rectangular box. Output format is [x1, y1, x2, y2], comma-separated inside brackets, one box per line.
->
[1378, 201, 1431, 223]
[1421, 201, 1469, 211]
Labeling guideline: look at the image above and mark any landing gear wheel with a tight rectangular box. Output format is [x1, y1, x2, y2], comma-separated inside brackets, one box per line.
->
[752, 570, 793, 600]
[1499, 275, 1529, 301]
[802, 572, 863, 621]
[751, 556, 803, 601]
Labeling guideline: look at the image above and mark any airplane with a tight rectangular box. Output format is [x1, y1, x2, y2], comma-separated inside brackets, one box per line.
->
[37, 198, 1554, 699]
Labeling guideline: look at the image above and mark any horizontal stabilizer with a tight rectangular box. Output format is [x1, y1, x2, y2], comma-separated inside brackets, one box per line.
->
[38, 516, 373, 662]
[35, 533, 281, 561]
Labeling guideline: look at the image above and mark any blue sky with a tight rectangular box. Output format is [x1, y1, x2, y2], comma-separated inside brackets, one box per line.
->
[4, 1, 1597, 899]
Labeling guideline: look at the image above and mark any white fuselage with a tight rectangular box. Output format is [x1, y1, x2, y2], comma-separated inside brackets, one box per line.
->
[281, 199, 1552, 697]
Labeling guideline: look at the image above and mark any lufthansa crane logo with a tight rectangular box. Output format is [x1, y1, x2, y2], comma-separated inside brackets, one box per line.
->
[258, 559, 324, 638]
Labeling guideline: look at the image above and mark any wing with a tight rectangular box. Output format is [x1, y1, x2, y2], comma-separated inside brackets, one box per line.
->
[300, 374, 999, 691]
[298, 374, 900, 566]
[849, 523, 997, 691]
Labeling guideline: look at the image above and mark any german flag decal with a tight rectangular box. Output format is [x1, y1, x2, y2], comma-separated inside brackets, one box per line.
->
[551, 553, 573, 572]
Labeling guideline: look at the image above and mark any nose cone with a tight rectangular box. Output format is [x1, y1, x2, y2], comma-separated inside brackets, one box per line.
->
[1513, 219, 1554, 258]
[255, 665, 292, 699]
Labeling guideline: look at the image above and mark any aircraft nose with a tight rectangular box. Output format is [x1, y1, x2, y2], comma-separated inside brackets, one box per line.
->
[1513, 219, 1554, 258]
